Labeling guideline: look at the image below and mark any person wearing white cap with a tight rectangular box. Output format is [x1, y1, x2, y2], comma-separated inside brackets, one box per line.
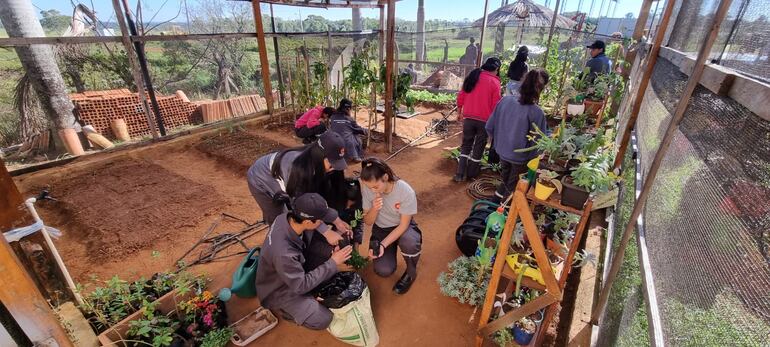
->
[247, 131, 352, 245]
[255, 193, 354, 330]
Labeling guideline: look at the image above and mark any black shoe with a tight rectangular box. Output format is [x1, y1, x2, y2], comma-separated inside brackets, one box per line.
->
[453, 174, 465, 183]
[393, 272, 415, 294]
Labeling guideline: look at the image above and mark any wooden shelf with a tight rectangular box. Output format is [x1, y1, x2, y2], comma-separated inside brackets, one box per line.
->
[501, 261, 566, 293]
[526, 187, 584, 215]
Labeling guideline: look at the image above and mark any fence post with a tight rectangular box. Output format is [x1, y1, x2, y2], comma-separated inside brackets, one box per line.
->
[384, 0, 397, 152]
[251, 0, 274, 114]
[270, 4, 285, 108]
[593, 0, 735, 331]
[476, 0, 491, 67]
[543, 0, 563, 65]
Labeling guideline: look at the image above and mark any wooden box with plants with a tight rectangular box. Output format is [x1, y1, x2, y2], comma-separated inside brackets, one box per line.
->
[78, 269, 234, 347]
[472, 178, 595, 347]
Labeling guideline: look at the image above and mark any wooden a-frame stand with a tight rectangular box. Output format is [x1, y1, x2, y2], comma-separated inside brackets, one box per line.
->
[475, 179, 593, 346]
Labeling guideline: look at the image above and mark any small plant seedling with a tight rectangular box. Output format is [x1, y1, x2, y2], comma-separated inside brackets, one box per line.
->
[346, 247, 369, 270]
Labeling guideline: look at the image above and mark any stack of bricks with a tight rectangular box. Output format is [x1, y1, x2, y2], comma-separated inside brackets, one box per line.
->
[70, 89, 200, 139]
[198, 95, 266, 123]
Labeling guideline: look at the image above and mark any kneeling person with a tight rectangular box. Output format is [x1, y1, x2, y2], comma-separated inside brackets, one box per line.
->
[330, 99, 367, 162]
[360, 158, 421, 294]
[255, 193, 353, 330]
[295, 106, 334, 144]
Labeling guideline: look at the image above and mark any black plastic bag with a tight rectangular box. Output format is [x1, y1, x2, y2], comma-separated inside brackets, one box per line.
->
[313, 272, 366, 309]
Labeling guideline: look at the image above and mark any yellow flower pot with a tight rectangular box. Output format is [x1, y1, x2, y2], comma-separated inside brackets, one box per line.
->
[534, 180, 557, 200]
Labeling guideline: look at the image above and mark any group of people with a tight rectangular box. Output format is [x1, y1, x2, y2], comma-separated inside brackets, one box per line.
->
[454, 40, 611, 201]
[249, 105, 420, 331]
[248, 39, 612, 335]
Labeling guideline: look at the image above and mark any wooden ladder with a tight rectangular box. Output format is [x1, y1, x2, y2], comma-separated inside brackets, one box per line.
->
[475, 179, 593, 346]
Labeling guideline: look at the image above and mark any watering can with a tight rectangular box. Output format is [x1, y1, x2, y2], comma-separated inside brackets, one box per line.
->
[475, 207, 507, 267]
[218, 247, 260, 301]
[505, 253, 557, 286]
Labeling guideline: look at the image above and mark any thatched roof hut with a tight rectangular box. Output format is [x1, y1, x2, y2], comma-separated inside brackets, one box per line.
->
[474, 0, 577, 28]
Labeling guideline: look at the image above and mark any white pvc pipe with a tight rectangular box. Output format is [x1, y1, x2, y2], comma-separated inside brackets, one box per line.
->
[24, 198, 84, 306]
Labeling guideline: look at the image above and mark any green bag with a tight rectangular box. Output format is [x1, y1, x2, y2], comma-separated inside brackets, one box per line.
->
[219, 247, 260, 301]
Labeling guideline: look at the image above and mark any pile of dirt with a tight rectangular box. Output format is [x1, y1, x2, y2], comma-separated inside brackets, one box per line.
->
[195, 130, 284, 173]
[37, 159, 223, 261]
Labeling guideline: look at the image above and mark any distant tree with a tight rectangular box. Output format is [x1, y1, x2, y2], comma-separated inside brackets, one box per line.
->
[624, 12, 635, 19]
[39, 9, 71, 33]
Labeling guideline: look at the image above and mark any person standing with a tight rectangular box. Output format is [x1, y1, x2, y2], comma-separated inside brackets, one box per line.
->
[360, 158, 421, 294]
[329, 98, 367, 162]
[505, 46, 529, 97]
[454, 57, 502, 182]
[246, 131, 351, 243]
[585, 40, 612, 81]
[486, 69, 550, 202]
[255, 193, 354, 330]
[295, 106, 334, 144]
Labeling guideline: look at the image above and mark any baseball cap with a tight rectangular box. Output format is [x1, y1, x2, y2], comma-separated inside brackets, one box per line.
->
[587, 40, 606, 49]
[339, 98, 353, 110]
[319, 131, 347, 171]
[293, 193, 338, 223]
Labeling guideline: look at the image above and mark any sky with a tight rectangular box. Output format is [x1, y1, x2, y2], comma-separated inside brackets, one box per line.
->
[32, 0, 646, 24]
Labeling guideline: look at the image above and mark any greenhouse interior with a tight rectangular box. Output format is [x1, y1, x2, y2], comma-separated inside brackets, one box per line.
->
[0, 0, 768, 346]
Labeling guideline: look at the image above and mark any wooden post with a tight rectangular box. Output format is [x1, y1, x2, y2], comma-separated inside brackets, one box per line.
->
[327, 30, 333, 95]
[384, 0, 396, 152]
[270, 4, 285, 107]
[119, 0, 166, 136]
[379, 5, 385, 67]
[592, 0, 734, 324]
[0, 160, 73, 347]
[251, 0, 274, 114]
[612, 0, 676, 170]
[542, 0, 563, 65]
[476, 0, 491, 67]
[111, 0, 158, 139]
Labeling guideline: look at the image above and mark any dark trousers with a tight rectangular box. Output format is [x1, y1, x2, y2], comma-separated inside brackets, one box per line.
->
[494, 160, 529, 202]
[371, 222, 422, 279]
[457, 118, 488, 179]
[295, 124, 326, 144]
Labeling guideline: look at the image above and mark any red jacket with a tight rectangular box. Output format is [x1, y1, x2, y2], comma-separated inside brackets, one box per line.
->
[295, 106, 324, 129]
[457, 71, 501, 122]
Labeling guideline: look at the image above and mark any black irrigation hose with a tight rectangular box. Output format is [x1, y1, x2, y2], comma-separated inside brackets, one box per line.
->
[467, 175, 502, 201]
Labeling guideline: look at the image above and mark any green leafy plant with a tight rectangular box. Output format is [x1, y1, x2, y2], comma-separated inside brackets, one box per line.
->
[127, 303, 179, 347]
[493, 327, 514, 346]
[406, 90, 455, 105]
[346, 247, 369, 270]
[572, 249, 597, 268]
[200, 328, 234, 347]
[349, 209, 363, 229]
[571, 159, 613, 193]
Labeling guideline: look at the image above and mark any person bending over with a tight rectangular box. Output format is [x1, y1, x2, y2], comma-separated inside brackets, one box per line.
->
[295, 106, 334, 144]
[256, 193, 353, 330]
[360, 158, 421, 294]
[486, 69, 550, 202]
[330, 98, 367, 162]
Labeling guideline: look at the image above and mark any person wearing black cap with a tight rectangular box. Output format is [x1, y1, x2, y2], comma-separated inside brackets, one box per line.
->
[247, 131, 351, 244]
[585, 40, 612, 81]
[255, 193, 354, 330]
[329, 98, 368, 162]
[454, 57, 502, 182]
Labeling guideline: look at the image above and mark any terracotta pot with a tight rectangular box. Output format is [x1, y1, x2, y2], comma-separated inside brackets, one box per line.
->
[583, 99, 604, 116]
[57, 128, 85, 156]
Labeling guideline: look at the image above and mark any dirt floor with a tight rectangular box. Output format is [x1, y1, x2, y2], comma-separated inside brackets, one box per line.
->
[12, 106, 570, 346]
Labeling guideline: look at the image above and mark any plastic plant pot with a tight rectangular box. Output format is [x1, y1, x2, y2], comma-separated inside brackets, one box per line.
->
[513, 325, 535, 345]
[561, 177, 590, 209]
[534, 180, 557, 200]
[566, 103, 585, 116]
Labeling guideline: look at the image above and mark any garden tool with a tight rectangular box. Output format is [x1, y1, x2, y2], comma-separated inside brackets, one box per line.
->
[505, 253, 557, 286]
[476, 206, 507, 268]
[218, 247, 260, 301]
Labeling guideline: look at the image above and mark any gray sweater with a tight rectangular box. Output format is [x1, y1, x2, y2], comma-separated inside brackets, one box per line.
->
[485, 95, 547, 164]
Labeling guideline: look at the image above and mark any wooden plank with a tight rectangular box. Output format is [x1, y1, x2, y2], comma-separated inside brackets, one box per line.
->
[474, 188, 523, 347]
[611, 0, 677, 170]
[251, 0, 275, 114]
[397, 59, 476, 68]
[516, 193, 561, 298]
[526, 188, 584, 215]
[479, 293, 558, 336]
[0, 160, 73, 346]
[559, 199, 593, 288]
[593, 0, 735, 324]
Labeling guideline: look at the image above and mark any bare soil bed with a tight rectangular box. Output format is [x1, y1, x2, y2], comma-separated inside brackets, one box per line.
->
[23, 158, 223, 262]
[195, 130, 285, 173]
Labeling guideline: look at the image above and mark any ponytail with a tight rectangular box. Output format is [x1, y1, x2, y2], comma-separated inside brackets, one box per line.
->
[518, 69, 550, 105]
[360, 157, 398, 182]
[462, 68, 482, 93]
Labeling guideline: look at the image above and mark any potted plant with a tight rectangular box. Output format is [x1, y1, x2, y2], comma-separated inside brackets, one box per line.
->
[512, 317, 537, 345]
[561, 156, 612, 209]
[564, 84, 586, 116]
[534, 169, 561, 201]
[177, 290, 229, 344]
[584, 73, 613, 116]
